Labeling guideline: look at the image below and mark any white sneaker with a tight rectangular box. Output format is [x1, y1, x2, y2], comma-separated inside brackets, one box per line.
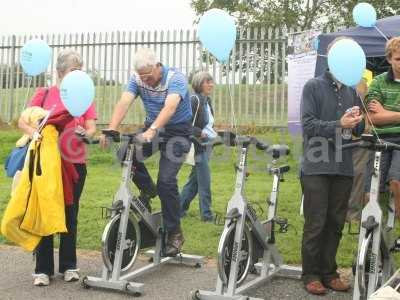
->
[33, 273, 50, 286]
[64, 269, 80, 282]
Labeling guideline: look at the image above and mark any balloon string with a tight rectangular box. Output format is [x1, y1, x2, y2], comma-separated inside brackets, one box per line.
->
[23, 76, 32, 110]
[374, 25, 389, 41]
[358, 93, 382, 144]
[225, 61, 238, 135]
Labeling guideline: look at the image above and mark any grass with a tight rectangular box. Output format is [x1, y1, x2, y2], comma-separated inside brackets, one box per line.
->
[0, 127, 398, 267]
[0, 84, 288, 127]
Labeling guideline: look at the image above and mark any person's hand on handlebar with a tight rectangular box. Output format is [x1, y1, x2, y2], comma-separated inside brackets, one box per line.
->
[142, 127, 157, 143]
[340, 106, 363, 129]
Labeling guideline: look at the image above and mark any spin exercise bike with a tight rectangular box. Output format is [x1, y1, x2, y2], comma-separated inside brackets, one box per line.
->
[192, 132, 302, 300]
[341, 134, 399, 300]
[82, 129, 204, 296]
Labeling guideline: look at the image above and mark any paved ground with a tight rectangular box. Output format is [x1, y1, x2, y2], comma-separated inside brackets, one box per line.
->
[0, 245, 354, 300]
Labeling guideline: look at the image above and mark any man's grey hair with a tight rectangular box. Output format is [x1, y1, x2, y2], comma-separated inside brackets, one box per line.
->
[191, 71, 213, 94]
[133, 48, 158, 71]
[56, 49, 83, 75]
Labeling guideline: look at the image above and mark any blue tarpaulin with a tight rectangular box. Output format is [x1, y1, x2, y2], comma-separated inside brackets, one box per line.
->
[315, 15, 400, 76]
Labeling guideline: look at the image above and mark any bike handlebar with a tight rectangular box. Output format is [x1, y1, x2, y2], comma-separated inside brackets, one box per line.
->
[217, 131, 289, 155]
[79, 129, 291, 157]
[339, 134, 400, 152]
[217, 131, 268, 150]
[101, 129, 121, 142]
[75, 132, 100, 144]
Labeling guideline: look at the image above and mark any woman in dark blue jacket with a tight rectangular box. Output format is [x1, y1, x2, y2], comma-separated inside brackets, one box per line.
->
[180, 71, 217, 222]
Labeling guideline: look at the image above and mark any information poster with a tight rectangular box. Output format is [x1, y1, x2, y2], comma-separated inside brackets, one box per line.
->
[287, 30, 320, 135]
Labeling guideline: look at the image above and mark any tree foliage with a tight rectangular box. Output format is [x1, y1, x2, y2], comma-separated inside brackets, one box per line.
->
[191, 0, 400, 30]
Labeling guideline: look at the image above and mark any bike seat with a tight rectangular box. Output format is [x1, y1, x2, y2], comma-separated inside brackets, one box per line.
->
[225, 208, 242, 219]
[279, 165, 290, 173]
[121, 132, 140, 139]
[218, 131, 237, 147]
[236, 136, 252, 148]
[269, 165, 290, 175]
[267, 145, 290, 159]
[361, 216, 379, 231]
[190, 135, 223, 148]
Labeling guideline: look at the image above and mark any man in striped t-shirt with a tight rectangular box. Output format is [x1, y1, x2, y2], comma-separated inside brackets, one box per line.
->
[366, 37, 400, 218]
[101, 48, 192, 256]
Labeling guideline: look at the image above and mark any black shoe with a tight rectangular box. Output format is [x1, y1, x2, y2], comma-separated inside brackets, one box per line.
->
[164, 229, 185, 257]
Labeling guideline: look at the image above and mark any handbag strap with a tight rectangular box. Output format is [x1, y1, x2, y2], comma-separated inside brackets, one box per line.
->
[191, 95, 200, 126]
[40, 88, 49, 108]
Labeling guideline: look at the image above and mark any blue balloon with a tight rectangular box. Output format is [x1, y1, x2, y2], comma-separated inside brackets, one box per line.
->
[328, 39, 366, 87]
[198, 8, 236, 63]
[60, 70, 95, 117]
[353, 2, 376, 27]
[20, 39, 51, 76]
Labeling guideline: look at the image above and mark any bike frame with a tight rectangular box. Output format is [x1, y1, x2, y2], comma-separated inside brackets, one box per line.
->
[195, 142, 301, 300]
[353, 150, 396, 300]
[83, 137, 204, 295]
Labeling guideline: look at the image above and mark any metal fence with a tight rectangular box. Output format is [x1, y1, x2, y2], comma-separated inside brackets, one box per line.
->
[0, 27, 291, 127]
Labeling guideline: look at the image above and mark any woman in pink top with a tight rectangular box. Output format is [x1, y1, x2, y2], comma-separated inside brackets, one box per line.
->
[18, 49, 97, 286]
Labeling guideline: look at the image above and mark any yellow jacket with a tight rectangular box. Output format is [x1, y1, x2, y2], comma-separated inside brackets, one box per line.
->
[16, 106, 49, 147]
[1, 125, 67, 251]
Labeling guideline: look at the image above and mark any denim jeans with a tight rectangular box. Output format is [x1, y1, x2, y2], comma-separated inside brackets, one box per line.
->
[131, 131, 190, 233]
[180, 150, 213, 220]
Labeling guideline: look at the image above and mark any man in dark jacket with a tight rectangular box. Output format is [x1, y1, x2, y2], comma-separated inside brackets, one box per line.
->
[300, 38, 364, 295]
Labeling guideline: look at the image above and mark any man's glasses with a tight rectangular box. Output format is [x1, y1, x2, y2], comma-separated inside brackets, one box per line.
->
[138, 67, 155, 80]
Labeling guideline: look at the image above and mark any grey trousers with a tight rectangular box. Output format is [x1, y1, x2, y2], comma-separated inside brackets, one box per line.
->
[300, 174, 353, 285]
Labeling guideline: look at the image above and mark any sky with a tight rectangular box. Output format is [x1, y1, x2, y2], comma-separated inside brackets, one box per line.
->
[0, 0, 197, 35]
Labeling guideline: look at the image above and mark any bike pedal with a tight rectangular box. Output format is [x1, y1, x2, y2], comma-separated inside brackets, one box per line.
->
[101, 206, 112, 219]
[274, 217, 288, 233]
[214, 213, 225, 226]
[101, 200, 125, 219]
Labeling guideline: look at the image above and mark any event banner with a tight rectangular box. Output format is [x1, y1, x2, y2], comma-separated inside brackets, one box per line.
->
[287, 30, 320, 135]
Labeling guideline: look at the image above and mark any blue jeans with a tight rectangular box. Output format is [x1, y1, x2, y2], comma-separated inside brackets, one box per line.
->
[180, 151, 213, 220]
[131, 137, 190, 233]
